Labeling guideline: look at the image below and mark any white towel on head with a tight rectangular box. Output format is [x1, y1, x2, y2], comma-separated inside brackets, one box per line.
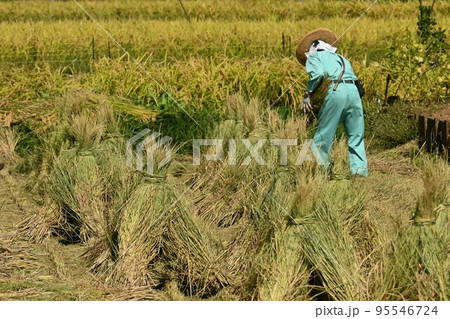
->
[305, 40, 337, 58]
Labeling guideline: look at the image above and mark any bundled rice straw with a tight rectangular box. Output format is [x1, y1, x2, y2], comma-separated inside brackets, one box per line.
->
[47, 151, 105, 242]
[112, 183, 174, 286]
[295, 182, 370, 300]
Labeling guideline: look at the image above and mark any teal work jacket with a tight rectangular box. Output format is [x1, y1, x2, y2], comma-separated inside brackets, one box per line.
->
[305, 51, 358, 93]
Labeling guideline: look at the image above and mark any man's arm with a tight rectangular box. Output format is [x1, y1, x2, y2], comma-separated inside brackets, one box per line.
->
[305, 54, 324, 93]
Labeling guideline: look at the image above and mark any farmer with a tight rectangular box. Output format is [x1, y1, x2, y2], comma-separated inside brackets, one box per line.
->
[296, 28, 368, 177]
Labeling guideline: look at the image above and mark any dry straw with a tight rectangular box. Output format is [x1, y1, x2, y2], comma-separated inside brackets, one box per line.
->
[18, 91, 450, 301]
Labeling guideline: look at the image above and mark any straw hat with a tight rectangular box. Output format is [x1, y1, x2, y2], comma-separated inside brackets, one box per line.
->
[296, 28, 339, 66]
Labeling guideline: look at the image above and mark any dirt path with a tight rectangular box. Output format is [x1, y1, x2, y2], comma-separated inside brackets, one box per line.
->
[430, 105, 450, 121]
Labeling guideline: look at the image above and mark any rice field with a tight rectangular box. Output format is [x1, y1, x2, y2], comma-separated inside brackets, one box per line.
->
[0, 0, 449, 301]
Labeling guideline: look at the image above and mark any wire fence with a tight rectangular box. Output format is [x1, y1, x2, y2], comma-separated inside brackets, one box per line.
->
[0, 45, 389, 67]
[0, 33, 390, 69]
[0, 44, 293, 67]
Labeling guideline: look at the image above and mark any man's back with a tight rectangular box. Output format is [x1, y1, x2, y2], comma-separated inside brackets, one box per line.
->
[306, 51, 358, 92]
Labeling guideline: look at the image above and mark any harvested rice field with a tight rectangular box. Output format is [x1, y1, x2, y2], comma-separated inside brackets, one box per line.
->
[0, 0, 449, 301]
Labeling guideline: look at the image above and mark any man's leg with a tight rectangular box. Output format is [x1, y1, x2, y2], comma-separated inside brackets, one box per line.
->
[343, 91, 368, 177]
[313, 90, 345, 170]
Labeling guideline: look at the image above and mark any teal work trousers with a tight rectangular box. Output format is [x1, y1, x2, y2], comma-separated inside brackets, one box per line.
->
[313, 83, 368, 177]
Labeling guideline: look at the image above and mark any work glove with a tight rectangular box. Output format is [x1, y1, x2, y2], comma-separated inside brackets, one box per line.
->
[301, 92, 312, 113]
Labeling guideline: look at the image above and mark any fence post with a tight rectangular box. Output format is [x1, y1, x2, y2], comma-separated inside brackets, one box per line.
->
[92, 35, 95, 61]
[288, 35, 291, 56]
[418, 115, 426, 149]
[426, 117, 436, 153]
[437, 120, 449, 159]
